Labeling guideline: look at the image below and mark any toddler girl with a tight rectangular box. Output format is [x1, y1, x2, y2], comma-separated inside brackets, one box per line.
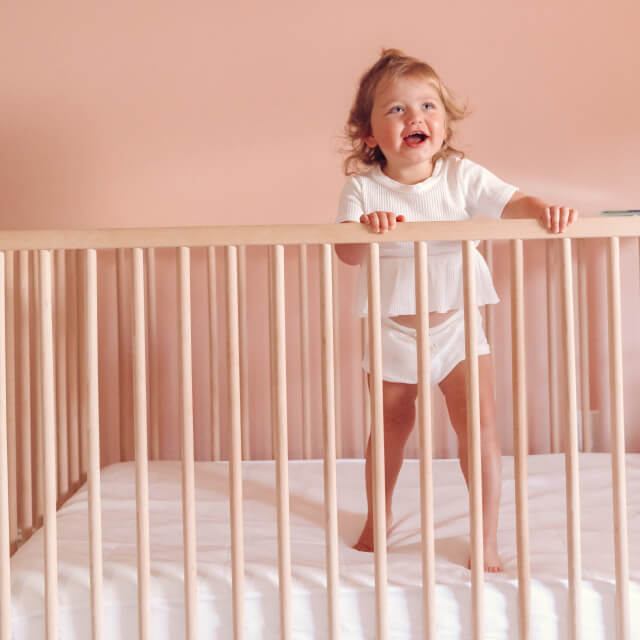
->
[335, 49, 578, 572]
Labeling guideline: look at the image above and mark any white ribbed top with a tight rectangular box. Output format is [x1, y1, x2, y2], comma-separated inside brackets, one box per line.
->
[336, 156, 517, 316]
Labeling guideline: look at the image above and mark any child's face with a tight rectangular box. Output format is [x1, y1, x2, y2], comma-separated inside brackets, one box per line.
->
[365, 74, 446, 180]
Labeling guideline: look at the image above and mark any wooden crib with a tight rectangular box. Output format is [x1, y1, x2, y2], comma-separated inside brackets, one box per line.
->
[1, 217, 639, 640]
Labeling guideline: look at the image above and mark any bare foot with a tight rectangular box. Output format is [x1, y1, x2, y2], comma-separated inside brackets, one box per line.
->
[467, 541, 503, 573]
[353, 512, 392, 552]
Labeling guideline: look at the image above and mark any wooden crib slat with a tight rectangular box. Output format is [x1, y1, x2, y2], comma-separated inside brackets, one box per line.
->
[116, 248, 131, 462]
[32, 251, 43, 528]
[77, 250, 88, 479]
[367, 242, 388, 640]
[85, 249, 104, 640]
[546, 241, 561, 453]
[414, 240, 436, 640]
[577, 241, 592, 452]
[360, 318, 370, 456]
[18, 250, 32, 537]
[38, 250, 58, 640]
[145, 248, 159, 460]
[5, 251, 18, 552]
[0, 252, 11, 640]
[67, 251, 80, 487]
[133, 248, 151, 640]
[606, 236, 631, 640]
[462, 240, 484, 640]
[177, 247, 198, 640]
[207, 247, 221, 461]
[238, 245, 251, 461]
[510, 239, 531, 640]
[268, 248, 276, 461]
[225, 246, 245, 640]
[560, 237, 582, 640]
[320, 244, 340, 640]
[54, 250, 69, 499]
[331, 251, 343, 459]
[298, 244, 312, 459]
[271, 244, 293, 639]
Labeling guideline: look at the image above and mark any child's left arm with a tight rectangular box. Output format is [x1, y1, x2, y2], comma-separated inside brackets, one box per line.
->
[501, 191, 579, 233]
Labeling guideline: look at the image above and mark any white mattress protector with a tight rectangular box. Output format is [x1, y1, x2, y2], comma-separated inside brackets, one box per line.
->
[9, 454, 640, 639]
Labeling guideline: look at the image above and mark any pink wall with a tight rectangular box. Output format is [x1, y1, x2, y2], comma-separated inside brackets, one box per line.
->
[2, 1, 640, 461]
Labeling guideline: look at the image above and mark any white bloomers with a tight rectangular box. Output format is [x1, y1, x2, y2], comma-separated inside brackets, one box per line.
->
[362, 309, 490, 385]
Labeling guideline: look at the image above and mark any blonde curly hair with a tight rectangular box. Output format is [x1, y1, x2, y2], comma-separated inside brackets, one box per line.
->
[343, 48, 468, 176]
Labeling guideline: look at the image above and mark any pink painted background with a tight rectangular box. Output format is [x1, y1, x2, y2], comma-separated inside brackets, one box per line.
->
[1, 1, 640, 463]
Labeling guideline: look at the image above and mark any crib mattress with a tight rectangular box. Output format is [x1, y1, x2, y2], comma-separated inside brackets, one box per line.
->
[9, 453, 640, 639]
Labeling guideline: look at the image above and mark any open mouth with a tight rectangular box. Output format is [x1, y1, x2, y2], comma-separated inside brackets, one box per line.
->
[403, 132, 428, 146]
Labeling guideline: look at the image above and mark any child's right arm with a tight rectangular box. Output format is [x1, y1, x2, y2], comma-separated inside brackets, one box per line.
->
[335, 213, 405, 265]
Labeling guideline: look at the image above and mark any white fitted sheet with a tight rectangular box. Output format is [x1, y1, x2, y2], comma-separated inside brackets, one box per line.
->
[9, 453, 640, 639]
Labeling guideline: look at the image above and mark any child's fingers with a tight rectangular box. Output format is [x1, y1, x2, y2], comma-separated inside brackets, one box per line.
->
[360, 211, 400, 233]
[545, 206, 579, 233]
[360, 213, 378, 232]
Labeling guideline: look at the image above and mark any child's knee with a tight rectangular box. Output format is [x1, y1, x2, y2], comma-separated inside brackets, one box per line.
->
[383, 399, 416, 437]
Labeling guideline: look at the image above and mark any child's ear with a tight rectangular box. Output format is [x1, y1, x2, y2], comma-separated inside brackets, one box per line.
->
[364, 135, 377, 149]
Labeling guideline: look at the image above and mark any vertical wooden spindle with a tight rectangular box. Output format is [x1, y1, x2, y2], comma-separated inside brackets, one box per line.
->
[367, 243, 388, 640]
[85, 250, 104, 640]
[577, 241, 591, 452]
[0, 252, 11, 640]
[133, 249, 151, 640]
[144, 249, 159, 460]
[226, 246, 245, 640]
[298, 245, 312, 459]
[54, 251, 69, 498]
[177, 247, 198, 640]
[320, 244, 340, 639]
[606, 236, 630, 640]
[39, 250, 58, 640]
[511, 239, 531, 640]
[271, 245, 292, 639]
[332, 251, 342, 458]
[116, 248, 127, 462]
[462, 241, 484, 640]
[546, 241, 560, 452]
[67, 251, 80, 486]
[268, 248, 276, 461]
[238, 245, 251, 460]
[560, 238, 581, 640]
[18, 250, 32, 537]
[207, 247, 221, 461]
[415, 241, 436, 640]
[32, 251, 43, 527]
[77, 250, 88, 478]
[5, 252, 17, 551]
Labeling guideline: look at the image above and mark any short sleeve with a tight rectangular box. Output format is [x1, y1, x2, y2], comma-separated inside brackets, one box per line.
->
[336, 177, 365, 223]
[457, 159, 518, 219]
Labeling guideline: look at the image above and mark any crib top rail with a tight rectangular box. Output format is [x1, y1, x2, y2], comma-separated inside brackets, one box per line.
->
[0, 217, 638, 251]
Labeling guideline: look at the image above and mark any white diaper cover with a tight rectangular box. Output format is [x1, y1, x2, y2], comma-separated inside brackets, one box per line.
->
[362, 309, 490, 385]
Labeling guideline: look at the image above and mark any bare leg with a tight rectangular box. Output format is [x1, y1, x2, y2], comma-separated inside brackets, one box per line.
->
[354, 378, 418, 551]
[439, 354, 503, 572]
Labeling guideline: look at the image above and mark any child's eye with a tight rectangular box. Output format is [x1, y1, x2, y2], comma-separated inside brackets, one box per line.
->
[423, 102, 435, 110]
[388, 106, 404, 113]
